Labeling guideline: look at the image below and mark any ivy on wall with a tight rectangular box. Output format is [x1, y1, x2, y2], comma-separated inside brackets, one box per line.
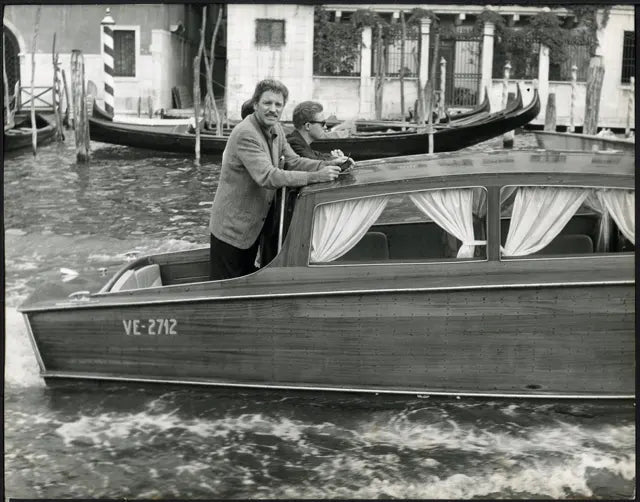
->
[313, 6, 610, 78]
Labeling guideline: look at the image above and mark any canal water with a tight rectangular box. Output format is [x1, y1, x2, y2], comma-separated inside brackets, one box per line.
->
[4, 135, 635, 499]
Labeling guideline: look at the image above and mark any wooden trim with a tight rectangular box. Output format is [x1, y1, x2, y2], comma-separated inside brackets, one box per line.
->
[40, 371, 635, 400]
[24, 278, 634, 312]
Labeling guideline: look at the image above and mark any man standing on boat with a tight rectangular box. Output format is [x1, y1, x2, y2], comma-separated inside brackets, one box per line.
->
[286, 101, 355, 164]
[208, 79, 351, 281]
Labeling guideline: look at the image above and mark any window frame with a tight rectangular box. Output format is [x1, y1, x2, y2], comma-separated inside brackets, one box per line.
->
[110, 25, 140, 80]
[621, 30, 635, 85]
[498, 184, 634, 262]
[255, 18, 286, 48]
[308, 185, 489, 267]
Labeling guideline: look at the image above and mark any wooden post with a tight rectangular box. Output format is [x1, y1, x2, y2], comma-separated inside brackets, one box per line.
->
[3, 34, 15, 129]
[70, 50, 90, 162]
[425, 26, 440, 153]
[203, 4, 224, 135]
[193, 7, 206, 163]
[30, 6, 41, 156]
[148, 95, 153, 118]
[584, 55, 604, 135]
[101, 8, 116, 116]
[544, 92, 556, 131]
[137, 96, 141, 117]
[502, 61, 514, 149]
[52, 34, 65, 141]
[399, 11, 406, 119]
[569, 64, 577, 132]
[374, 23, 384, 120]
[625, 76, 634, 138]
[439, 56, 446, 119]
[61, 69, 71, 127]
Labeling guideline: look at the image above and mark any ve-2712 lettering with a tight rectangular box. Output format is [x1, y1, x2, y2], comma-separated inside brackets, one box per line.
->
[123, 318, 178, 336]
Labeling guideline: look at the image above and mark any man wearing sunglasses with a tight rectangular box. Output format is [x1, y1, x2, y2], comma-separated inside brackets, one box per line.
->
[286, 101, 355, 168]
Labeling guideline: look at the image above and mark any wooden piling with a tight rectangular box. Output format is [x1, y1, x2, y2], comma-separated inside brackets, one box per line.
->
[137, 96, 142, 117]
[3, 34, 15, 129]
[30, 5, 42, 156]
[203, 4, 224, 135]
[544, 92, 556, 131]
[625, 76, 634, 138]
[584, 55, 604, 135]
[70, 50, 90, 162]
[61, 69, 71, 127]
[439, 57, 446, 119]
[193, 7, 206, 163]
[148, 95, 153, 118]
[502, 62, 514, 149]
[569, 64, 577, 132]
[399, 11, 406, 119]
[52, 34, 65, 141]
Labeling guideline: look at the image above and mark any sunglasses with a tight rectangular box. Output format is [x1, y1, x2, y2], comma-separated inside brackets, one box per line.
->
[307, 120, 327, 128]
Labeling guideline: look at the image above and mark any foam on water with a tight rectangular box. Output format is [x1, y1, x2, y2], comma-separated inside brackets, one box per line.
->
[5, 307, 45, 388]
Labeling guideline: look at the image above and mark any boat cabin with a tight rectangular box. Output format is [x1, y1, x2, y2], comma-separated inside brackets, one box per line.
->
[98, 149, 634, 296]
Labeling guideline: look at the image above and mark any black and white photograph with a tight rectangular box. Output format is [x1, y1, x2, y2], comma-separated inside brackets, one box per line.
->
[3, 2, 635, 499]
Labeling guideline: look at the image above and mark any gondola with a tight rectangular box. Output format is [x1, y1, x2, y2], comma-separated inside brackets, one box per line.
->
[3, 112, 56, 152]
[89, 102, 230, 154]
[352, 87, 492, 133]
[534, 130, 634, 153]
[311, 85, 539, 160]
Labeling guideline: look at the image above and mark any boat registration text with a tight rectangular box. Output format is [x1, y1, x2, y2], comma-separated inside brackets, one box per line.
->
[123, 319, 178, 336]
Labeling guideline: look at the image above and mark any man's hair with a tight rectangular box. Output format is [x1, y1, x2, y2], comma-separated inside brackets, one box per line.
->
[250, 79, 289, 107]
[292, 101, 324, 129]
[240, 99, 253, 119]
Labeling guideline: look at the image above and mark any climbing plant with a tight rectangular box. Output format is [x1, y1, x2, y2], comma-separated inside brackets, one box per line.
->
[313, 7, 363, 75]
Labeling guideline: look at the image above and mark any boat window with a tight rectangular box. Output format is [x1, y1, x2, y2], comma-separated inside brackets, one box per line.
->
[500, 185, 635, 257]
[310, 187, 487, 264]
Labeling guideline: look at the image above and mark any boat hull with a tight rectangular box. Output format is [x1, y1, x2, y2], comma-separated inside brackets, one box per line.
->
[88, 116, 228, 154]
[26, 282, 634, 398]
[3, 113, 56, 152]
[535, 131, 635, 153]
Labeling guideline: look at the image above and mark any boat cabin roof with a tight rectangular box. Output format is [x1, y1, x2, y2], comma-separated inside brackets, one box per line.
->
[300, 150, 634, 196]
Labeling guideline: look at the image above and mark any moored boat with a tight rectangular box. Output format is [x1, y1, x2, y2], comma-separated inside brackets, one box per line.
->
[19, 149, 634, 398]
[534, 130, 635, 153]
[311, 85, 538, 160]
[89, 101, 230, 154]
[3, 112, 56, 152]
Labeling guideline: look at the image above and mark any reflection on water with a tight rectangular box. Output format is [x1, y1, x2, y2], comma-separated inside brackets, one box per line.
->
[4, 135, 635, 499]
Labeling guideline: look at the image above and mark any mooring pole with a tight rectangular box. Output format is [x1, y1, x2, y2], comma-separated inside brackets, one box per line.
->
[502, 61, 514, 149]
[625, 76, 634, 138]
[569, 64, 577, 132]
[439, 56, 446, 119]
[30, 5, 41, 156]
[71, 49, 90, 162]
[101, 8, 115, 117]
[544, 93, 556, 132]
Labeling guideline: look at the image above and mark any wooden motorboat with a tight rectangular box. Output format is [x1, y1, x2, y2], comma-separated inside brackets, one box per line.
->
[311, 85, 539, 160]
[3, 112, 56, 152]
[19, 149, 634, 398]
[534, 130, 635, 154]
[89, 102, 230, 154]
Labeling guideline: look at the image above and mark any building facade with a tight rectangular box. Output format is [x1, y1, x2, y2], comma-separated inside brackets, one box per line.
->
[3, 4, 225, 115]
[225, 4, 634, 129]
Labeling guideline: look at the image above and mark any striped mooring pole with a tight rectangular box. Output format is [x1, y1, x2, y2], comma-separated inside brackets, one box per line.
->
[101, 8, 115, 116]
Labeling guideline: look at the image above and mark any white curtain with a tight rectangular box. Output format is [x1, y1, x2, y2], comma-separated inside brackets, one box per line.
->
[311, 196, 388, 263]
[600, 189, 635, 244]
[410, 188, 486, 258]
[502, 187, 588, 256]
[583, 190, 611, 252]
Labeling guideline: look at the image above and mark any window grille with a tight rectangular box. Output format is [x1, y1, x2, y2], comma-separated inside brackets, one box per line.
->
[256, 19, 285, 47]
[621, 31, 635, 84]
[113, 30, 136, 77]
